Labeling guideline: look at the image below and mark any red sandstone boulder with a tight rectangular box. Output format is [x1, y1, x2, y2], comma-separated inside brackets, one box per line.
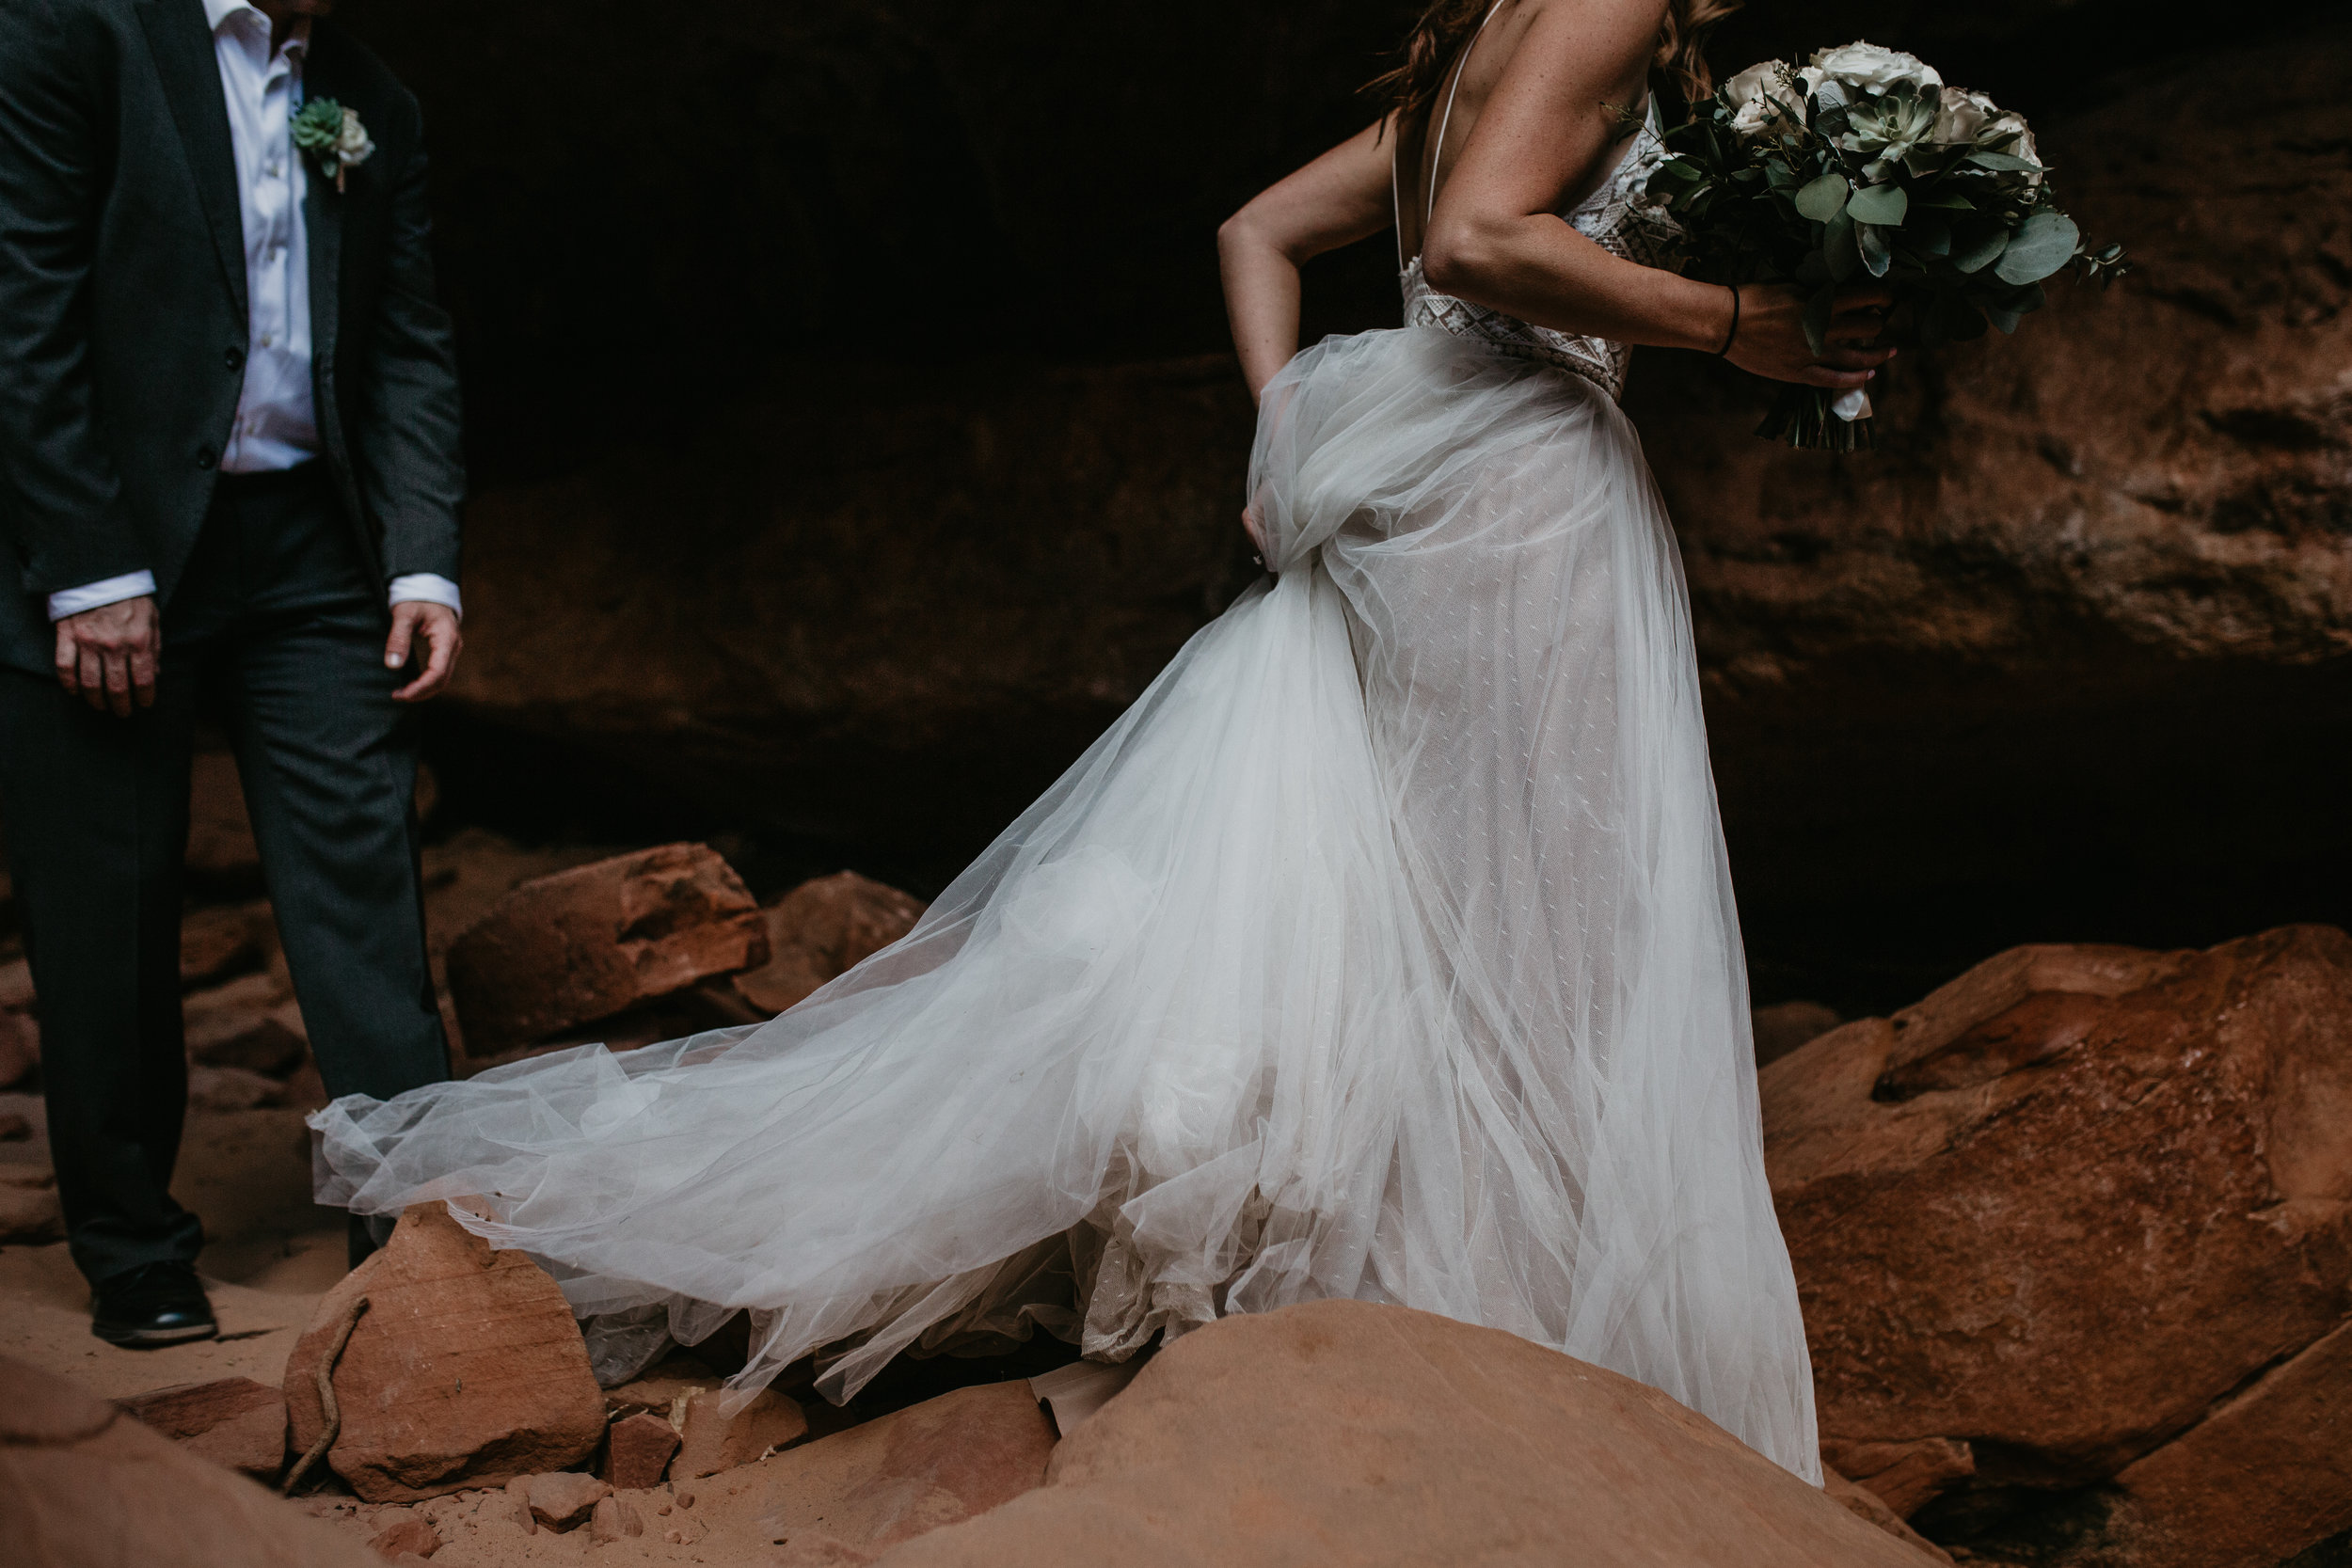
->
[179, 902, 272, 991]
[760, 1380, 1057, 1559]
[674, 1385, 808, 1480]
[364, 1515, 440, 1560]
[1763, 926, 2352, 1565]
[734, 871, 927, 1015]
[0, 1003, 38, 1091]
[0, 1354, 379, 1567]
[872, 1302, 1925, 1567]
[183, 972, 307, 1074]
[119, 1376, 288, 1481]
[0, 1168, 65, 1244]
[444, 843, 770, 1053]
[282, 1203, 607, 1502]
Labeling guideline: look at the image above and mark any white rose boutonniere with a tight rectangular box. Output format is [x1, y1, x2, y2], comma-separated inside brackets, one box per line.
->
[292, 97, 374, 193]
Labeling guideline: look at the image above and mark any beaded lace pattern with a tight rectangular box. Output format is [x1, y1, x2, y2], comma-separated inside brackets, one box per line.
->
[1397, 5, 1681, 403]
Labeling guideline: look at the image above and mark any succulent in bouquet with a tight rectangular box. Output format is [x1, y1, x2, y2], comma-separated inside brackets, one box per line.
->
[1644, 41, 2126, 451]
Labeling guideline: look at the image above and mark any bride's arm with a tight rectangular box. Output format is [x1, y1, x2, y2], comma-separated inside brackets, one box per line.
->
[1218, 119, 1396, 402]
[1422, 0, 1892, 388]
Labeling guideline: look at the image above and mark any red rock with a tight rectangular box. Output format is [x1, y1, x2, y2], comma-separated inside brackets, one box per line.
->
[589, 1494, 644, 1544]
[1763, 926, 2352, 1563]
[0, 1171, 64, 1244]
[602, 1411, 681, 1490]
[119, 1377, 288, 1481]
[0, 1006, 38, 1091]
[875, 1303, 1921, 1567]
[1753, 1000, 1842, 1069]
[282, 1203, 607, 1502]
[185, 751, 261, 888]
[601, 1353, 721, 1419]
[365, 1515, 440, 1560]
[0, 1109, 31, 1141]
[674, 1386, 808, 1480]
[523, 1470, 609, 1531]
[1823, 1468, 1953, 1563]
[0, 1353, 380, 1566]
[733, 872, 926, 1015]
[183, 973, 306, 1074]
[443, 843, 770, 1053]
[187, 1064, 287, 1113]
[0, 957, 31, 1011]
[180, 903, 271, 991]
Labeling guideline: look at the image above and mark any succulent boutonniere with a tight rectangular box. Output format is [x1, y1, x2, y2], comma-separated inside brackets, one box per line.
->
[292, 97, 373, 193]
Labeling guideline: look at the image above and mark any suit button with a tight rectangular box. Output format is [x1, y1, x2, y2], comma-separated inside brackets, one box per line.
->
[225, 345, 246, 371]
[195, 446, 217, 469]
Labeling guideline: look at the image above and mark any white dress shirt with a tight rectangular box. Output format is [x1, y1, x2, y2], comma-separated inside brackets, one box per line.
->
[48, 0, 459, 623]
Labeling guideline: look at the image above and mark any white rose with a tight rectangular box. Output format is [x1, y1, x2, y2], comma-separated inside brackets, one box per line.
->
[1932, 87, 1996, 145]
[1807, 40, 1941, 96]
[1988, 110, 2040, 175]
[1724, 60, 1807, 139]
[333, 106, 374, 169]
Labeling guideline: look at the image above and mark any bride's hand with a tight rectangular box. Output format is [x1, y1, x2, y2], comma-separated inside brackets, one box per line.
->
[1724, 284, 1897, 389]
[1242, 500, 1270, 562]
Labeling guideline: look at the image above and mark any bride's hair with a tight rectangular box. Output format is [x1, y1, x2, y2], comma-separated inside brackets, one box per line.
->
[1366, 0, 1739, 120]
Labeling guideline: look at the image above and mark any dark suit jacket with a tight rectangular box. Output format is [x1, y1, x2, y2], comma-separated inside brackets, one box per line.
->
[0, 0, 463, 675]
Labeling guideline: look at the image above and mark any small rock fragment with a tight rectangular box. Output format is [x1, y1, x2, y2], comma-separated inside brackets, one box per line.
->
[0, 1110, 30, 1142]
[524, 1470, 609, 1532]
[674, 1386, 807, 1480]
[117, 1376, 287, 1481]
[367, 1514, 442, 1560]
[0, 1172, 64, 1244]
[589, 1494, 644, 1544]
[0, 1008, 38, 1092]
[186, 1064, 286, 1112]
[504, 1477, 536, 1534]
[603, 1411, 681, 1490]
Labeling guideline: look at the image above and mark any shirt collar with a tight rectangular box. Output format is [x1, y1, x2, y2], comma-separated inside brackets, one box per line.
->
[201, 0, 310, 55]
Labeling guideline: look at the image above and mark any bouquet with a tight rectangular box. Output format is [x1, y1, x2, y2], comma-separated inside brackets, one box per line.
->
[1644, 41, 2125, 450]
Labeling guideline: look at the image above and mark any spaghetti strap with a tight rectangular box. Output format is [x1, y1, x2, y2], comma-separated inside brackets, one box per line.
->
[1427, 0, 1504, 228]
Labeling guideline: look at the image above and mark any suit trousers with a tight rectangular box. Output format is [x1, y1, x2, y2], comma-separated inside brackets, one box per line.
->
[0, 465, 447, 1287]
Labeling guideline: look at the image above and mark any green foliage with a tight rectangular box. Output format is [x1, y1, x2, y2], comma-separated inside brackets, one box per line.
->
[1643, 62, 2127, 449]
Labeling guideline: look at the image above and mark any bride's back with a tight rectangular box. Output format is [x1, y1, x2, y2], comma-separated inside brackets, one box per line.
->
[1392, 0, 1660, 267]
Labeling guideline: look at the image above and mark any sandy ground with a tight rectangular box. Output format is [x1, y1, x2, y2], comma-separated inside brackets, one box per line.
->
[0, 1090, 344, 1399]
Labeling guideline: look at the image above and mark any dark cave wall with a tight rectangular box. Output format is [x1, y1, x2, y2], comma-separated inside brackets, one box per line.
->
[341, 2, 2352, 1009]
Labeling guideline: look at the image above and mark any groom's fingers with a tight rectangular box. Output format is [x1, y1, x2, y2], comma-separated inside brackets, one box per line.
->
[390, 606, 462, 704]
[383, 606, 417, 672]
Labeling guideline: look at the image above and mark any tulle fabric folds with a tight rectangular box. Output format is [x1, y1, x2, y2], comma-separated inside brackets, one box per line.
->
[311, 325, 1820, 1481]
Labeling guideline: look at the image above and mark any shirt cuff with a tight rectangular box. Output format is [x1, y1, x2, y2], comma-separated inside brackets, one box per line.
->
[47, 570, 158, 622]
[388, 574, 463, 619]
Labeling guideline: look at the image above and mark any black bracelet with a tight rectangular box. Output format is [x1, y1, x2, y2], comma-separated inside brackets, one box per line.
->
[1716, 285, 1741, 357]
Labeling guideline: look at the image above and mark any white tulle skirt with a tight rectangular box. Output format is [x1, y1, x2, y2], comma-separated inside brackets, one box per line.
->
[312, 325, 1821, 1481]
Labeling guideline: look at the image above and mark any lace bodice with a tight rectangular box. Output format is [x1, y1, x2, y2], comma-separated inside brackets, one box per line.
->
[1401, 111, 1676, 402]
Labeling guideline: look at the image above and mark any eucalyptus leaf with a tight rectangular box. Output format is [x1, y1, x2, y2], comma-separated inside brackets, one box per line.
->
[1968, 150, 2042, 173]
[1824, 210, 1861, 283]
[1857, 222, 1893, 277]
[1795, 172, 1851, 223]
[1949, 224, 2009, 275]
[1846, 182, 1908, 226]
[1994, 209, 2080, 284]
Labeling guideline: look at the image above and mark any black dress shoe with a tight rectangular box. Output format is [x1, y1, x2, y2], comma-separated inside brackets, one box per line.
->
[91, 1261, 218, 1348]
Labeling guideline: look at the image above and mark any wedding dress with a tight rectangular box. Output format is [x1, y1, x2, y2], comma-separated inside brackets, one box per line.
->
[312, 33, 1821, 1482]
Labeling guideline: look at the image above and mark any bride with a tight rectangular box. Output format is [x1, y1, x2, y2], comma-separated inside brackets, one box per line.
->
[314, 0, 1894, 1481]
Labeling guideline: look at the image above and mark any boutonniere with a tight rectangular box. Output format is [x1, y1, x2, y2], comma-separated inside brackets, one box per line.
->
[292, 98, 374, 193]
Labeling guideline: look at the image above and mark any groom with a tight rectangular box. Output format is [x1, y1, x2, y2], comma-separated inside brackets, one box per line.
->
[0, 0, 463, 1344]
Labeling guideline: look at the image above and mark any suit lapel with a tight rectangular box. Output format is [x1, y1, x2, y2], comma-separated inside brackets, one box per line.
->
[135, 0, 246, 322]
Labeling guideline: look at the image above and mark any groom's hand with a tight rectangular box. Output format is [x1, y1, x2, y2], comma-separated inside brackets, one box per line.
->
[386, 601, 462, 703]
[55, 595, 160, 718]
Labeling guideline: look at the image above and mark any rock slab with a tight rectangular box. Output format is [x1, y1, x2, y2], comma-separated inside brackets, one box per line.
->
[603, 1410, 682, 1490]
[0, 1354, 379, 1567]
[118, 1375, 288, 1481]
[282, 1202, 607, 1502]
[873, 1301, 1925, 1567]
[735, 872, 927, 1015]
[1765, 926, 2352, 1564]
[674, 1385, 808, 1480]
[444, 842, 769, 1053]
